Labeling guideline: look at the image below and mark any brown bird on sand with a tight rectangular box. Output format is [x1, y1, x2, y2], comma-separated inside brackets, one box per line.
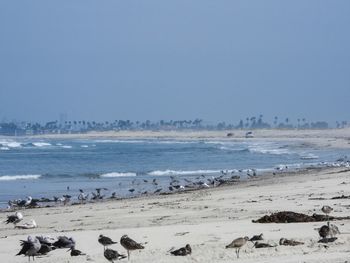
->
[104, 248, 127, 262]
[279, 238, 304, 246]
[120, 235, 144, 260]
[225, 236, 249, 258]
[319, 224, 330, 239]
[99, 235, 118, 251]
[68, 246, 86, 256]
[170, 244, 192, 256]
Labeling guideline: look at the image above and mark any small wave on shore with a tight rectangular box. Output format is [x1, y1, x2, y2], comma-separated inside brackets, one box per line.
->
[100, 172, 137, 178]
[148, 169, 221, 176]
[0, 174, 42, 181]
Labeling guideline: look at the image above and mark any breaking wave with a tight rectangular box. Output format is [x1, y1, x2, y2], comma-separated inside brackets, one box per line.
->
[100, 172, 137, 178]
[147, 169, 220, 176]
[0, 174, 42, 181]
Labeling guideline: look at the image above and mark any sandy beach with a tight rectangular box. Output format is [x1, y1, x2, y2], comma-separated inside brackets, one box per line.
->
[1, 165, 350, 262]
[28, 128, 350, 149]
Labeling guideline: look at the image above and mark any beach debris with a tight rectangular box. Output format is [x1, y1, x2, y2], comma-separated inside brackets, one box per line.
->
[252, 211, 350, 223]
[104, 248, 127, 262]
[331, 194, 350, 199]
[53, 236, 76, 248]
[99, 234, 118, 251]
[14, 219, 37, 229]
[279, 238, 304, 246]
[68, 246, 86, 256]
[5, 211, 23, 225]
[225, 236, 249, 258]
[16, 236, 41, 261]
[120, 235, 145, 260]
[170, 244, 192, 256]
[249, 233, 263, 242]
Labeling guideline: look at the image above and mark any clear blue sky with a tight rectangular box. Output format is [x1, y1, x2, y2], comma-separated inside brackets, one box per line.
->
[0, 1, 349, 124]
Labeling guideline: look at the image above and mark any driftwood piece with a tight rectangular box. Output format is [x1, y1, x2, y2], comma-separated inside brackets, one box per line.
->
[331, 195, 350, 200]
[252, 211, 350, 223]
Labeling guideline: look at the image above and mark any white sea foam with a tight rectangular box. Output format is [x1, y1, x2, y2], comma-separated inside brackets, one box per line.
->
[60, 145, 72, 149]
[300, 153, 319, 160]
[0, 147, 10, 151]
[0, 140, 22, 148]
[0, 174, 41, 181]
[100, 172, 137, 178]
[32, 142, 52, 147]
[148, 169, 220, 176]
[80, 145, 89, 148]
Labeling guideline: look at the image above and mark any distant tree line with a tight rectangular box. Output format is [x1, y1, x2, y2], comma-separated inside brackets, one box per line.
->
[0, 116, 348, 136]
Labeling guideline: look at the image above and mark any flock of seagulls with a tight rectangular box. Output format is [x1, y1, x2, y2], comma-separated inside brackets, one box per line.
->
[3, 202, 344, 261]
[6, 168, 266, 209]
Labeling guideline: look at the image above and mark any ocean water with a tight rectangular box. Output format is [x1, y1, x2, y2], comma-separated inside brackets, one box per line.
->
[0, 137, 349, 207]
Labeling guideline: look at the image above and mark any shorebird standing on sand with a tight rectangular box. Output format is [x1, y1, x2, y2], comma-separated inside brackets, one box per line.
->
[226, 236, 249, 258]
[98, 235, 118, 251]
[16, 236, 41, 261]
[321, 205, 333, 221]
[68, 246, 86, 256]
[104, 248, 127, 262]
[120, 235, 144, 260]
[5, 211, 23, 225]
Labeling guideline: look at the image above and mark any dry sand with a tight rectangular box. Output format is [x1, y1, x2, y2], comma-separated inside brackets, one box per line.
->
[1, 167, 350, 262]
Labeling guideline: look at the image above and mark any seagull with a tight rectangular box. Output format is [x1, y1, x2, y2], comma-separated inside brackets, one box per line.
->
[249, 233, 263, 243]
[5, 211, 23, 225]
[37, 243, 56, 255]
[17, 196, 33, 207]
[170, 244, 192, 256]
[254, 242, 276, 248]
[68, 246, 86, 256]
[53, 236, 75, 248]
[15, 219, 37, 229]
[321, 205, 333, 221]
[120, 235, 144, 260]
[78, 190, 89, 203]
[98, 235, 118, 251]
[225, 236, 249, 258]
[319, 224, 330, 239]
[16, 236, 41, 261]
[36, 235, 56, 246]
[104, 248, 127, 262]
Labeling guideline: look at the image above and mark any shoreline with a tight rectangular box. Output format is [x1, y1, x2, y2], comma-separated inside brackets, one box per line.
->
[1, 166, 350, 262]
[2, 128, 350, 149]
